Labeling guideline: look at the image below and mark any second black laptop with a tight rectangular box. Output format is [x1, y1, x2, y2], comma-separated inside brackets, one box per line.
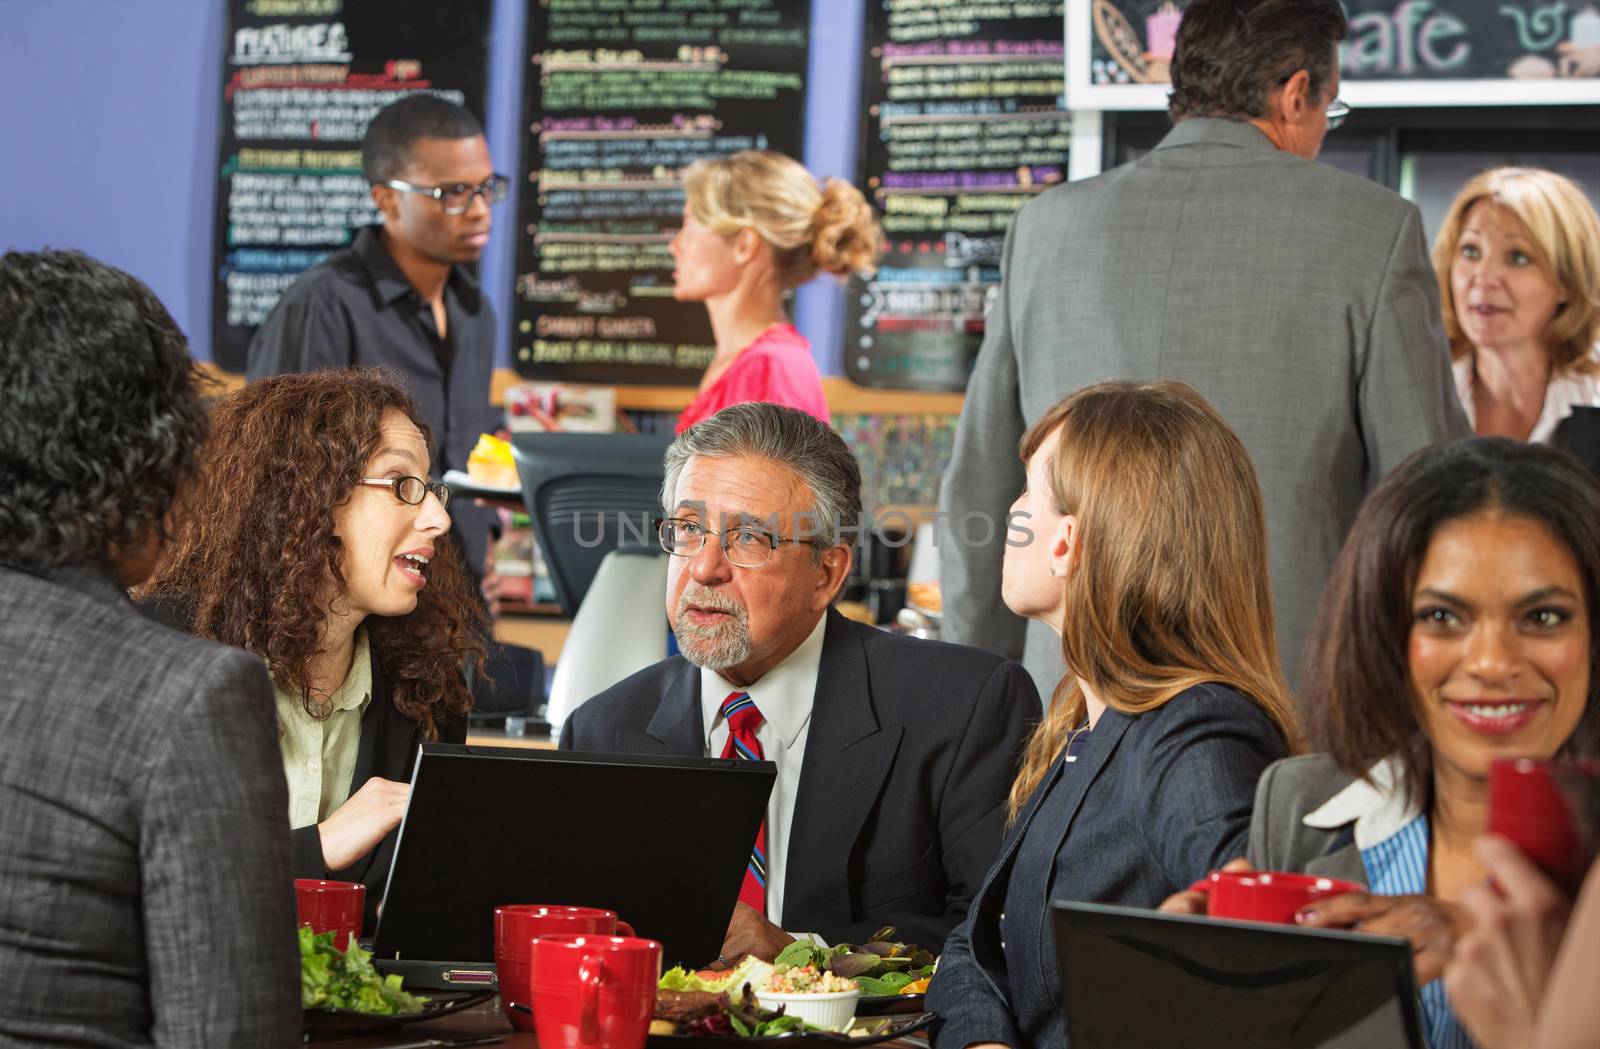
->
[1052, 900, 1424, 1049]
[372, 744, 774, 988]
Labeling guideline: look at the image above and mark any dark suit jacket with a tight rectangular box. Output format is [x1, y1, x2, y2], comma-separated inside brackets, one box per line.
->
[560, 609, 1038, 951]
[138, 595, 466, 927]
[0, 563, 300, 1047]
[927, 684, 1289, 1049]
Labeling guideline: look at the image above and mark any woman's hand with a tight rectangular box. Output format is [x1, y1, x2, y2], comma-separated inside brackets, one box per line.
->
[1443, 836, 1572, 1049]
[1158, 857, 1254, 915]
[1295, 891, 1471, 985]
[318, 777, 410, 873]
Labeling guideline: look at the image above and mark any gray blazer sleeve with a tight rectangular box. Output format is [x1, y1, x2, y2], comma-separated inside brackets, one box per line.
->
[139, 647, 300, 1047]
[938, 216, 1029, 662]
[1246, 756, 1285, 871]
[1356, 203, 1471, 483]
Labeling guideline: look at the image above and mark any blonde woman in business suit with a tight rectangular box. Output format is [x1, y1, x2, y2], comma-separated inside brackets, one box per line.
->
[927, 381, 1300, 1049]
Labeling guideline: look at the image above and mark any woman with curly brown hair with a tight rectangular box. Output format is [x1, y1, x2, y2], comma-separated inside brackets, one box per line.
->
[140, 369, 484, 920]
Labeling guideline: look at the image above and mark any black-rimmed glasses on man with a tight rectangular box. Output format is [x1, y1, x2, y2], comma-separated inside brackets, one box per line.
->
[656, 517, 820, 569]
[360, 476, 451, 509]
[382, 174, 509, 215]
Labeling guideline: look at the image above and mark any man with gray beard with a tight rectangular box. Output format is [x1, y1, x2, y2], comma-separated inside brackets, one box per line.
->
[561, 403, 1037, 961]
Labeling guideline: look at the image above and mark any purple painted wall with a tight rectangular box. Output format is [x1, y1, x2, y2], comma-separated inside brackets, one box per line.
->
[0, 0, 865, 374]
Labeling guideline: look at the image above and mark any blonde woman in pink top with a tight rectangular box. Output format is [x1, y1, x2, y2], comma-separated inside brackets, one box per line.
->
[671, 151, 879, 433]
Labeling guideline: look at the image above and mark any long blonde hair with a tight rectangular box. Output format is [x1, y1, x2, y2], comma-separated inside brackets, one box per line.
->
[1432, 167, 1600, 375]
[1007, 381, 1302, 819]
[682, 150, 879, 287]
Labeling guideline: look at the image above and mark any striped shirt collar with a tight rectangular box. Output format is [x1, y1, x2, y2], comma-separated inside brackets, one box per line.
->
[1301, 754, 1422, 851]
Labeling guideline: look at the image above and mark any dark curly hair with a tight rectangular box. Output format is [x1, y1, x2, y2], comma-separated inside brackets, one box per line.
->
[0, 250, 210, 573]
[139, 369, 484, 738]
[1306, 437, 1600, 808]
[1168, 0, 1347, 122]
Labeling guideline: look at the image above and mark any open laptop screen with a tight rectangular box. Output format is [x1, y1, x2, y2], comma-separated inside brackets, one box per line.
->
[1052, 900, 1423, 1049]
[373, 744, 773, 980]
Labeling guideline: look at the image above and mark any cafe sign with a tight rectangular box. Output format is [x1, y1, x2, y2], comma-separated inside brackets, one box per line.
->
[1066, 0, 1600, 108]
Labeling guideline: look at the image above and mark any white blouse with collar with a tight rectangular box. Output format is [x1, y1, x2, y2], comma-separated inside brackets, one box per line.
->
[1453, 344, 1600, 443]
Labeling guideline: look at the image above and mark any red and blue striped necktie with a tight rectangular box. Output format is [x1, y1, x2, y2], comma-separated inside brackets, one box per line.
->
[719, 691, 767, 914]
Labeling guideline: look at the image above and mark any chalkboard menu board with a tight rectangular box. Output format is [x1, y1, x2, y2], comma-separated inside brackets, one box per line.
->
[1087, 0, 1600, 86]
[845, 2, 1071, 391]
[512, 0, 811, 385]
[211, 0, 491, 372]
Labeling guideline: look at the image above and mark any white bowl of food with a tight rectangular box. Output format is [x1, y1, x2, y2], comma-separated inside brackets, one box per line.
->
[753, 966, 861, 1032]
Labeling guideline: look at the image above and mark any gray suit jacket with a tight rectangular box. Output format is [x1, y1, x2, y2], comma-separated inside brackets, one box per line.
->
[0, 563, 300, 1047]
[939, 118, 1469, 696]
[1247, 753, 1368, 885]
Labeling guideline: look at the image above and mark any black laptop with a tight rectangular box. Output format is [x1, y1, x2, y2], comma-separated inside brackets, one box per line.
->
[1051, 901, 1424, 1049]
[372, 744, 774, 989]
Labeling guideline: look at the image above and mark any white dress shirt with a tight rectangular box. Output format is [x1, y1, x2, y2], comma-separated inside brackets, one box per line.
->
[699, 612, 828, 928]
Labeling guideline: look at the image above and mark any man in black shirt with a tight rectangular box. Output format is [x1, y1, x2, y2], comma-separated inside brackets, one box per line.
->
[247, 94, 507, 581]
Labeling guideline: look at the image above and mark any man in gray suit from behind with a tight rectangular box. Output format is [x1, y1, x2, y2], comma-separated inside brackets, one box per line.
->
[0, 251, 300, 1047]
[940, 0, 1468, 697]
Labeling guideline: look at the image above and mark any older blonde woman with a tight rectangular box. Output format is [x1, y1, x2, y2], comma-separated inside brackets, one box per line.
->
[1435, 167, 1600, 442]
[670, 150, 879, 433]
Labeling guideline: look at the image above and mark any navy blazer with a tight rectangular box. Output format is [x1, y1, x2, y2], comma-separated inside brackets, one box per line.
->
[561, 608, 1038, 951]
[927, 683, 1288, 1049]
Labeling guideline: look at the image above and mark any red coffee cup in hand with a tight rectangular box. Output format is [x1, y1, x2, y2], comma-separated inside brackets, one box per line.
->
[1489, 757, 1600, 897]
[1188, 869, 1364, 925]
[532, 934, 661, 1049]
[495, 906, 636, 1032]
[294, 879, 365, 951]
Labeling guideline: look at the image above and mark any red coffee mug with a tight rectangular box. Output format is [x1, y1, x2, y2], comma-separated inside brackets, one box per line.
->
[532, 934, 661, 1049]
[1489, 758, 1600, 897]
[1188, 869, 1364, 925]
[494, 906, 635, 1032]
[294, 879, 365, 951]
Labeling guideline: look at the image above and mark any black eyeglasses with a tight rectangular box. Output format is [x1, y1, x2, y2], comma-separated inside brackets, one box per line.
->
[359, 476, 451, 510]
[656, 517, 819, 569]
[382, 174, 509, 215]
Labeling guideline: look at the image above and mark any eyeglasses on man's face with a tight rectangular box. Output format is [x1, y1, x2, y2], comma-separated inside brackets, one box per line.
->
[382, 174, 509, 215]
[359, 476, 451, 510]
[656, 516, 820, 569]
[1325, 98, 1351, 131]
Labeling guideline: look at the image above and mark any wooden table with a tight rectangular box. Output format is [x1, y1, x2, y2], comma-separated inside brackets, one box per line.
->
[310, 996, 530, 1046]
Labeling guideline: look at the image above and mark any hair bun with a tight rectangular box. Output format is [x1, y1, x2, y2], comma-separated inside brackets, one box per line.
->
[810, 178, 881, 277]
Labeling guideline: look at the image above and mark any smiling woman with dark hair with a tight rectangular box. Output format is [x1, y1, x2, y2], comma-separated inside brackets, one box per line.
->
[0, 249, 299, 1046]
[1167, 436, 1600, 1049]
[140, 368, 485, 923]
